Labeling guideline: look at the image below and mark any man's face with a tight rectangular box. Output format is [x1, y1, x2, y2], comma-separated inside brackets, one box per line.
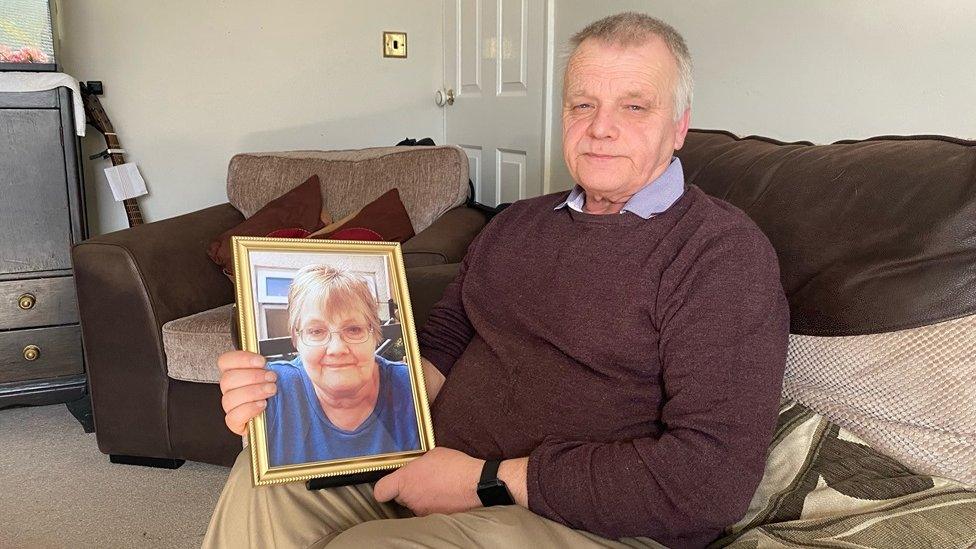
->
[562, 37, 691, 207]
[295, 304, 379, 400]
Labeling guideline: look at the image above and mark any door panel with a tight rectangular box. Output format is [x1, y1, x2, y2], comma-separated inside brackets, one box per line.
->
[497, 149, 525, 204]
[459, 145, 484, 202]
[445, 0, 550, 206]
[459, 0, 482, 96]
[498, 0, 527, 95]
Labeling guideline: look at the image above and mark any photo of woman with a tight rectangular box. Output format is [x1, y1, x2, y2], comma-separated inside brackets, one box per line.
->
[263, 264, 421, 467]
[232, 238, 434, 485]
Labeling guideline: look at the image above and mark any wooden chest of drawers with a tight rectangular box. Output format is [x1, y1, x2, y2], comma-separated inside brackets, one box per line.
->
[0, 88, 87, 407]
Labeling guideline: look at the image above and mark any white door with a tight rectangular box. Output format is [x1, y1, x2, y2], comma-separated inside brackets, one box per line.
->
[442, 0, 552, 206]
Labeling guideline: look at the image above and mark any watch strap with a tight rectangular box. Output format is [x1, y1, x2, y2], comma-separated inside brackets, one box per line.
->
[479, 459, 502, 485]
[477, 459, 514, 506]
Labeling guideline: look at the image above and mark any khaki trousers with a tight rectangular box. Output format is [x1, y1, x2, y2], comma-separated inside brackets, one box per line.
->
[203, 451, 666, 548]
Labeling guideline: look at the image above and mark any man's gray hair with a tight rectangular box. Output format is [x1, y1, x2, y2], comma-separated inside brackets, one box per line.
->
[569, 12, 693, 120]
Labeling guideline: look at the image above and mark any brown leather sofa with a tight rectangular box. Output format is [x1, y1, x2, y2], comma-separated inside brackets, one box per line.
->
[73, 132, 976, 489]
[72, 146, 486, 467]
[675, 130, 976, 488]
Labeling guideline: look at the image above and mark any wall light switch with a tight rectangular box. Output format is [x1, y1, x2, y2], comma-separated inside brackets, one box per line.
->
[383, 31, 407, 58]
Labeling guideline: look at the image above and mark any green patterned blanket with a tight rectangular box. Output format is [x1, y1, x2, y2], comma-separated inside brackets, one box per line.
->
[711, 401, 976, 548]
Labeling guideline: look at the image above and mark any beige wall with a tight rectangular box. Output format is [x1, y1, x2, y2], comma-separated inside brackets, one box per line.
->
[54, 1, 976, 221]
[549, 1, 976, 192]
[56, 0, 444, 234]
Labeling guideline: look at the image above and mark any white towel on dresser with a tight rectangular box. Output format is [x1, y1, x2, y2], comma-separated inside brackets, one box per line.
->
[0, 72, 86, 136]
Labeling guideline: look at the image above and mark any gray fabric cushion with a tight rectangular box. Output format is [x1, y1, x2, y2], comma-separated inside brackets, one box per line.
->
[226, 146, 469, 234]
[718, 400, 976, 548]
[162, 304, 234, 383]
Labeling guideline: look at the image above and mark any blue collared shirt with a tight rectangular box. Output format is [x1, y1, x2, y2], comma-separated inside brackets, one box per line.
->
[554, 157, 685, 219]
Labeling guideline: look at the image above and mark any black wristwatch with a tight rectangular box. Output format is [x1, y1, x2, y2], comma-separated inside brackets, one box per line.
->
[477, 459, 514, 506]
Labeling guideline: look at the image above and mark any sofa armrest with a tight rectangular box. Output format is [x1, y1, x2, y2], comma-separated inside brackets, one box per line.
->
[401, 206, 487, 268]
[71, 203, 243, 458]
[405, 263, 461, 329]
[73, 203, 243, 329]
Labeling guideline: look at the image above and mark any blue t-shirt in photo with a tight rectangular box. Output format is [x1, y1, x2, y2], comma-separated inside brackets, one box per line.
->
[265, 354, 421, 467]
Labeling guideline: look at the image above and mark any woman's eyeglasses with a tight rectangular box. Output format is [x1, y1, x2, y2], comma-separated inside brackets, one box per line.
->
[299, 325, 373, 347]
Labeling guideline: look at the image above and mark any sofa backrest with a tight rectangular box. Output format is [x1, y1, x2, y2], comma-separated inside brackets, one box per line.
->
[226, 146, 470, 233]
[677, 130, 976, 487]
[677, 130, 976, 337]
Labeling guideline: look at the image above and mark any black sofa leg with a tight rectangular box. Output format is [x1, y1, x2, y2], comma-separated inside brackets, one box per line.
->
[110, 454, 185, 469]
[65, 393, 95, 433]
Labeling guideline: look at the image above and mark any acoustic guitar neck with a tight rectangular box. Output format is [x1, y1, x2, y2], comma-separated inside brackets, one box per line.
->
[80, 83, 145, 227]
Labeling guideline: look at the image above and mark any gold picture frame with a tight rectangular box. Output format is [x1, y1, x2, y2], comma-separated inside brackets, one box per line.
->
[231, 236, 435, 486]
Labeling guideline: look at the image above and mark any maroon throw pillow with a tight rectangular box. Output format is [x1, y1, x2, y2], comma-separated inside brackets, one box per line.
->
[266, 228, 312, 239]
[328, 227, 385, 241]
[310, 188, 415, 243]
[208, 175, 325, 275]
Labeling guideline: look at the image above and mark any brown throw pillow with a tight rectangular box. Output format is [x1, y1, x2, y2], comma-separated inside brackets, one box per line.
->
[310, 188, 415, 243]
[208, 174, 325, 275]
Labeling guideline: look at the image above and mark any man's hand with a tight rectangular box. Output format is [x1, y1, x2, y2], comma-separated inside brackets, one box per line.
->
[217, 350, 276, 435]
[373, 447, 484, 515]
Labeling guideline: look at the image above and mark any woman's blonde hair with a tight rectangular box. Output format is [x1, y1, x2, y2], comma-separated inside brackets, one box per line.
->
[287, 264, 382, 345]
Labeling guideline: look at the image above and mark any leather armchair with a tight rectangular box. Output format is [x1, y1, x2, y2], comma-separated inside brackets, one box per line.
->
[72, 146, 486, 467]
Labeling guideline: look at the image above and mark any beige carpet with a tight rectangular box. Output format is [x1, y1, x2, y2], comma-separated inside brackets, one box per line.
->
[0, 404, 230, 548]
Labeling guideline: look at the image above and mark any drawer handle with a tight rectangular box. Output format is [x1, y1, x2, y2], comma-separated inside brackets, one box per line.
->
[23, 345, 40, 361]
[18, 293, 36, 310]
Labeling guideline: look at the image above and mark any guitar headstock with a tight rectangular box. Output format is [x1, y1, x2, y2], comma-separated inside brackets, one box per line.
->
[80, 82, 115, 136]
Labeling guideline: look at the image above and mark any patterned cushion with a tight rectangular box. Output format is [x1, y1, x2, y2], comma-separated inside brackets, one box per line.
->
[716, 401, 976, 548]
[782, 314, 976, 488]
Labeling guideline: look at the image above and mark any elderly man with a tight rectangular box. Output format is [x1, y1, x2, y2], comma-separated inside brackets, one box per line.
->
[206, 12, 788, 549]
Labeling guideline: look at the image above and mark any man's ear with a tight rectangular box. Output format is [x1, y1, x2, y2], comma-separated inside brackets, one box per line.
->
[672, 108, 692, 150]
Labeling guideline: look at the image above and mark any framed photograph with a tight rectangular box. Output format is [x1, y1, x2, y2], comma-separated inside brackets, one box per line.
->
[231, 236, 435, 486]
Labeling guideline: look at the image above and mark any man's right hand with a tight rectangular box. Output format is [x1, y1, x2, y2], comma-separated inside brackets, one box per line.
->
[217, 350, 277, 435]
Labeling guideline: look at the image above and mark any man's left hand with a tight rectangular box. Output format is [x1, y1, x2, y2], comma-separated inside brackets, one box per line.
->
[373, 447, 483, 515]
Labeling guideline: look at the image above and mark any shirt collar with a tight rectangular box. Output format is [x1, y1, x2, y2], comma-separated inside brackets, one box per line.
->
[554, 157, 685, 219]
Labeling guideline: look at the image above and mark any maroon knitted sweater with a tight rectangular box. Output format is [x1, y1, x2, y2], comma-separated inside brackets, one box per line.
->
[418, 185, 789, 548]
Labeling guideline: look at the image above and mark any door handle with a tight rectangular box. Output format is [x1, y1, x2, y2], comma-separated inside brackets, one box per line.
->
[435, 88, 455, 107]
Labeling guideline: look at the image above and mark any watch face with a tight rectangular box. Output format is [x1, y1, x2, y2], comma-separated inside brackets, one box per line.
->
[477, 480, 514, 507]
